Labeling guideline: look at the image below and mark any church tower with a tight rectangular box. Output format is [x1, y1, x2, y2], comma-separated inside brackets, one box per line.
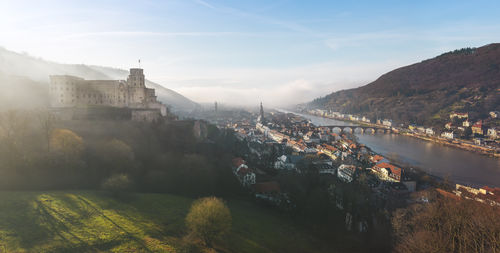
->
[259, 102, 265, 123]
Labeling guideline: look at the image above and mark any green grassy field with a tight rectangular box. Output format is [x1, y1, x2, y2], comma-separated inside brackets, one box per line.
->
[0, 191, 337, 253]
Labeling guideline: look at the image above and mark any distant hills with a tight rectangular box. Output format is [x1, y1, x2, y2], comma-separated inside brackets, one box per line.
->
[308, 44, 500, 126]
[0, 47, 198, 111]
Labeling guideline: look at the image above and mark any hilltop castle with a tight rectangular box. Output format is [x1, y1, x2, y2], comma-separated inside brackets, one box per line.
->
[49, 68, 167, 121]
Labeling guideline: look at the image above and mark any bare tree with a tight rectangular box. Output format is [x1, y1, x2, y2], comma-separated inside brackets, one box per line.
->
[37, 110, 56, 152]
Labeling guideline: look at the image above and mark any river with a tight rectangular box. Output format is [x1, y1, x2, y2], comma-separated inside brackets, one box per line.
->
[289, 111, 500, 188]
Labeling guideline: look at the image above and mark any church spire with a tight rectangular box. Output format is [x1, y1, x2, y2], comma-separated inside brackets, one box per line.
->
[259, 102, 265, 123]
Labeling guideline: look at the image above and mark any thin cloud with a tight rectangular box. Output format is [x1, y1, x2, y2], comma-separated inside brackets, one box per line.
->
[56, 31, 264, 40]
[193, 0, 218, 10]
[192, 0, 315, 35]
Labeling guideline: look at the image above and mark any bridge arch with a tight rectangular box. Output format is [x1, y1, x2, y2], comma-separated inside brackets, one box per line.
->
[353, 127, 365, 134]
[330, 126, 343, 133]
[364, 128, 376, 134]
[342, 127, 353, 133]
[324, 125, 392, 134]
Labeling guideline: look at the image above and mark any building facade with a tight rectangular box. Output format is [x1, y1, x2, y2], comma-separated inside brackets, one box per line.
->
[49, 68, 167, 119]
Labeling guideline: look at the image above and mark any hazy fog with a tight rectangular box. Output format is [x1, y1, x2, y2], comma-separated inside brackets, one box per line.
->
[3, 1, 500, 108]
[0, 47, 197, 111]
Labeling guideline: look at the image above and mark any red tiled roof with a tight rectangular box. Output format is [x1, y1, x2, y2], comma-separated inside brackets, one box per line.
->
[371, 155, 384, 163]
[322, 144, 337, 152]
[436, 188, 461, 201]
[481, 186, 500, 193]
[253, 182, 281, 193]
[481, 186, 500, 203]
[374, 162, 402, 180]
[232, 157, 245, 168]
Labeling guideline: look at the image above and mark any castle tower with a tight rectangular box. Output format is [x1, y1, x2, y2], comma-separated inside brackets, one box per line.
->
[127, 68, 145, 87]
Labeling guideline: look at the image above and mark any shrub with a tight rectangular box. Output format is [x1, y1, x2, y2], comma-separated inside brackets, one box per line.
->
[185, 197, 231, 246]
[102, 174, 132, 198]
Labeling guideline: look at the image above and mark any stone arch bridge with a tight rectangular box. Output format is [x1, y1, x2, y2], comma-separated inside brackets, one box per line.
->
[324, 125, 393, 134]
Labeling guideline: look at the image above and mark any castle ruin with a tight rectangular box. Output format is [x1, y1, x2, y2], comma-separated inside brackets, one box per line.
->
[49, 68, 167, 121]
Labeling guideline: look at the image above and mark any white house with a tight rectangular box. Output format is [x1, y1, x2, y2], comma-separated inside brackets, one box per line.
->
[337, 164, 356, 183]
[450, 112, 468, 119]
[234, 164, 256, 187]
[382, 119, 392, 127]
[304, 147, 318, 154]
[274, 155, 302, 170]
[425, 128, 435, 136]
[490, 111, 499, 118]
[441, 131, 455, 139]
[487, 128, 498, 139]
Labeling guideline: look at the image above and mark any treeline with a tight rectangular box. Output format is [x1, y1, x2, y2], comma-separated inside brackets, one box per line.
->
[392, 192, 500, 253]
[0, 110, 243, 197]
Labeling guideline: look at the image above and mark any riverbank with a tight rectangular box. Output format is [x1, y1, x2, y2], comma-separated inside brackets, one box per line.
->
[402, 132, 500, 158]
[288, 110, 500, 187]
[304, 111, 499, 159]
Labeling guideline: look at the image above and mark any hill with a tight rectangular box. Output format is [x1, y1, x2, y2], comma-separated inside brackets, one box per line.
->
[0, 47, 198, 112]
[308, 44, 500, 126]
[0, 191, 339, 253]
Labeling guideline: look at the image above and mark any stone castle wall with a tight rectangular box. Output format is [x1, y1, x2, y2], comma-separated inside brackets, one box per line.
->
[49, 68, 167, 121]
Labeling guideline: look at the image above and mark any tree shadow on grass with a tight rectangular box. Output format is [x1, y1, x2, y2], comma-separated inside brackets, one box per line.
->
[0, 192, 174, 252]
[73, 195, 154, 253]
[0, 193, 51, 250]
[34, 199, 137, 253]
[34, 198, 96, 252]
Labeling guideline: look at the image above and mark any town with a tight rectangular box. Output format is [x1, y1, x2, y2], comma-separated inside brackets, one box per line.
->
[192, 103, 500, 235]
[304, 108, 500, 157]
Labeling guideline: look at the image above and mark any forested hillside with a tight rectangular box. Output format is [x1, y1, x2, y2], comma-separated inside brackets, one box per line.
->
[309, 44, 500, 126]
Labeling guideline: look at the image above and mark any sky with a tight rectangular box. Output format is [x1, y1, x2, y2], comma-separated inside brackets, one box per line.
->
[1, 0, 500, 106]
